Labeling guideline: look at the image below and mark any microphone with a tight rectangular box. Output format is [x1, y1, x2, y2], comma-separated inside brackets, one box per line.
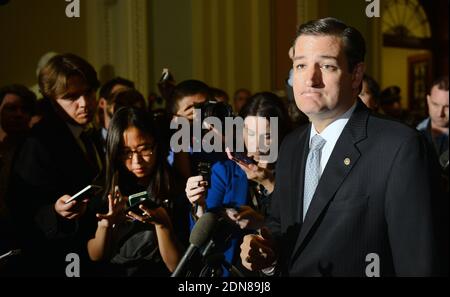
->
[200, 212, 240, 258]
[171, 212, 218, 277]
[197, 209, 244, 277]
[201, 253, 245, 277]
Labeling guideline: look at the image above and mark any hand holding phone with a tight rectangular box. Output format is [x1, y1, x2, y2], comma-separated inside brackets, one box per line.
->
[65, 185, 103, 204]
[126, 191, 160, 215]
[226, 149, 257, 166]
[56, 194, 89, 220]
[225, 148, 275, 192]
[157, 68, 175, 100]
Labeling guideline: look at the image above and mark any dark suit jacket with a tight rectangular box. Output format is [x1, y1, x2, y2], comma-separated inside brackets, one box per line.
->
[267, 100, 446, 276]
[7, 98, 103, 276]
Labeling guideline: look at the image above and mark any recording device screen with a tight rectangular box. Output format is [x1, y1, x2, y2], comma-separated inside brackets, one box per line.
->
[65, 185, 103, 204]
[197, 162, 212, 187]
[126, 191, 159, 214]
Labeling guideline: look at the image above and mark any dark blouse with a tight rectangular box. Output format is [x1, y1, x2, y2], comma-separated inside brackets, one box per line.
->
[89, 170, 189, 276]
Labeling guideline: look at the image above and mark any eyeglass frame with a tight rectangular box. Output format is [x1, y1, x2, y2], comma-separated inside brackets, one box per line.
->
[120, 143, 155, 161]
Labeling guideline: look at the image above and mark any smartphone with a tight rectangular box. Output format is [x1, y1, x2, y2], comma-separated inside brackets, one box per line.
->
[126, 191, 159, 214]
[229, 151, 257, 165]
[158, 68, 170, 83]
[65, 185, 103, 204]
[157, 68, 175, 101]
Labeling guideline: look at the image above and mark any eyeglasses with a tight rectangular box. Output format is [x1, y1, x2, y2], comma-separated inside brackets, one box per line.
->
[121, 144, 155, 161]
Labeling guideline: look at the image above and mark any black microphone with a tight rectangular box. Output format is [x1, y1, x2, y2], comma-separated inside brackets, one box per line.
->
[200, 212, 240, 258]
[197, 209, 244, 277]
[201, 253, 245, 277]
[171, 212, 218, 277]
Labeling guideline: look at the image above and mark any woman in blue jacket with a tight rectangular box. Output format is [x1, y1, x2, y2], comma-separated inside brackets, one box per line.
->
[185, 92, 291, 275]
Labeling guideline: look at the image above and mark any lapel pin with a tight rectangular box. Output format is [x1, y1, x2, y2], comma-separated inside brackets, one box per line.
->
[344, 157, 351, 166]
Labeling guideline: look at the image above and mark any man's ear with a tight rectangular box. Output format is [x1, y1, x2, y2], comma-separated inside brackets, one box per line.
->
[352, 63, 365, 89]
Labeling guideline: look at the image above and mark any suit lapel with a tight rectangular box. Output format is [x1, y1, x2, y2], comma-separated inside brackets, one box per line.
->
[44, 103, 99, 182]
[290, 101, 369, 263]
[291, 125, 311, 224]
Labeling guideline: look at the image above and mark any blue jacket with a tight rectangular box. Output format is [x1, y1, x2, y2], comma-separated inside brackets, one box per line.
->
[206, 160, 248, 210]
[189, 159, 248, 275]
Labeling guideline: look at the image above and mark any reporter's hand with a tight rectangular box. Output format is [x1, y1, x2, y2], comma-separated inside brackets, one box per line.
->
[173, 96, 205, 121]
[54, 195, 88, 220]
[96, 187, 127, 228]
[240, 227, 276, 271]
[174, 101, 195, 121]
[185, 175, 208, 206]
[127, 205, 172, 229]
[226, 206, 265, 230]
[225, 148, 274, 193]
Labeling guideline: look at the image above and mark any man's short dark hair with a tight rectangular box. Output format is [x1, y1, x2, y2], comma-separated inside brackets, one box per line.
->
[363, 74, 381, 103]
[38, 53, 100, 100]
[233, 88, 251, 100]
[99, 77, 135, 101]
[168, 79, 211, 114]
[211, 87, 229, 102]
[108, 88, 146, 114]
[0, 84, 37, 115]
[293, 17, 366, 72]
[430, 76, 449, 93]
[380, 86, 401, 105]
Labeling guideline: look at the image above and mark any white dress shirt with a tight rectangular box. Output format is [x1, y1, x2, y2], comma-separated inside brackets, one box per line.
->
[309, 102, 357, 174]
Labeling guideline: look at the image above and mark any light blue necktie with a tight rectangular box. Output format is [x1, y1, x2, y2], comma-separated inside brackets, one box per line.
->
[303, 134, 326, 220]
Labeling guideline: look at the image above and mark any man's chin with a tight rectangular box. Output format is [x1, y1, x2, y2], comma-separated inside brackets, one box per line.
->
[297, 104, 324, 116]
[432, 120, 449, 128]
[133, 172, 146, 178]
[74, 117, 91, 126]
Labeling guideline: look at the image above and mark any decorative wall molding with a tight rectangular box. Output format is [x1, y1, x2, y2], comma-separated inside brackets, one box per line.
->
[192, 0, 271, 95]
[296, 0, 319, 26]
[85, 0, 149, 97]
[126, 0, 150, 97]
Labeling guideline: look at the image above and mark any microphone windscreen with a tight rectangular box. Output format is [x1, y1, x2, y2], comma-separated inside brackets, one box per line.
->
[189, 212, 218, 248]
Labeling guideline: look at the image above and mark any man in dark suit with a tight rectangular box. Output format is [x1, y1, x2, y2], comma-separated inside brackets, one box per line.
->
[240, 18, 445, 276]
[7, 54, 103, 276]
[96, 76, 136, 152]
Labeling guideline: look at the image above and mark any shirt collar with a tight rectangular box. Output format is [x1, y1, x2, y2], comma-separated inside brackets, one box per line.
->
[66, 122, 84, 139]
[310, 102, 357, 145]
[101, 127, 108, 141]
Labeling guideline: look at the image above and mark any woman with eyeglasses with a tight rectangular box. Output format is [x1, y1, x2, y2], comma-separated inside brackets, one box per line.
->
[87, 107, 185, 276]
